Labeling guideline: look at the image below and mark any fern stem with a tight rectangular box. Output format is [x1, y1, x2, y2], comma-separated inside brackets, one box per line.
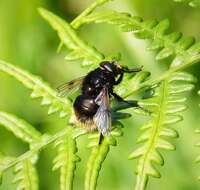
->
[135, 175, 148, 190]
[71, 0, 113, 29]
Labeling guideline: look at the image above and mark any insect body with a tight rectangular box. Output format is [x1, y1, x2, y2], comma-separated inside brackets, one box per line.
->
[57, 61, 143, 141]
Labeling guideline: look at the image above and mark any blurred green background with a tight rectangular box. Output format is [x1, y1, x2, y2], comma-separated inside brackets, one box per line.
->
[0, 0, 200, 190]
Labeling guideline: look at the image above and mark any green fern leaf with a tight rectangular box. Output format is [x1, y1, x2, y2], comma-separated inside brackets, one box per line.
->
[80, 10, 200, 70]
[38, 8, 104, 66]
[13, 157, 39, 190]
[128, 72, 196, 190]
[85, 126, 123, 190]
[0, 111, 41, 145]
[53, 127, 81, 190]
[0, 60, 72, 118]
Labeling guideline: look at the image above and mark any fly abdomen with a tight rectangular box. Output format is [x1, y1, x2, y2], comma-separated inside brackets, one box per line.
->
[73, 95, 99, 125]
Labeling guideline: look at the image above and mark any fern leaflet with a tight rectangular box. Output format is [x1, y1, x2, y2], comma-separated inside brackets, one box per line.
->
[0, 60, 72, 118]
[85, 127, 123, 190]
[0, 111, 41, 145]
[38, 8, 104, 66]
[128, 72, 196, 190]
[13, 157, 39, 190]
[53, 126, 81, 190]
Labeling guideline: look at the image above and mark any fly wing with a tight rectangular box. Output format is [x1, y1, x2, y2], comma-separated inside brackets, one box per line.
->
[94, 87, 112, 136]
[56, 76, 84, 97]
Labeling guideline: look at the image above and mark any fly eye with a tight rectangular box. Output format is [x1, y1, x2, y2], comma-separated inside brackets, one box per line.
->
[100, 61, 115, 72]
[104, 65, 113, 72]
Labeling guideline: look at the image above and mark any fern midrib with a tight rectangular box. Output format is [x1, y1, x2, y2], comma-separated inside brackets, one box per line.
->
[24, 160, 33, 190]
[85, 147, 99, 190]
[85, 139, 110, 190]
[62, 133, 75, 190]
[61, 138, 69, 190]
[136, 80, 167, 189]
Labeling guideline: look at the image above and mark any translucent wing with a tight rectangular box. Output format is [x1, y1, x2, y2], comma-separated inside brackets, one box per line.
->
[94, 87, 112, 136]
[56, 76, 84, 97]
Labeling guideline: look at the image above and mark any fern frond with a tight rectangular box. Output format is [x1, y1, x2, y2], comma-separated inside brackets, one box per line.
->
[85, 126, 123, 190]
[128, 72, 196, 190]
[38, 8, 104, 66]
[53, 126, 81, 190]
[174, 0, 200, 7]
[0, 60, 71, 118]
[80, 10, 200, 70]
[13, 157, 39, 190]
[0, 111, 41, 144]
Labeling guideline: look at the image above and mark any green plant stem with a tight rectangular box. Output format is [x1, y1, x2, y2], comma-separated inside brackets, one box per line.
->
[135, 175, 148, 190]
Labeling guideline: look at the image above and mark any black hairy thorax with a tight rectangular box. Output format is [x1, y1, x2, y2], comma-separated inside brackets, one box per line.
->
[81, 67, 116, 97]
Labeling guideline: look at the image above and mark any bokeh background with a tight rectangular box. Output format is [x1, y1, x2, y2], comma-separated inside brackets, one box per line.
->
[0, 0, 200, 189]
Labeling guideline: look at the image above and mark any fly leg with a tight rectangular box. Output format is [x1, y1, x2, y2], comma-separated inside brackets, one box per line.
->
[98, 133, 104, 145]
[111, 92, 138, 107]
[111, 92, 151, 114]
[121, 65, 143, 73]
[115, 66, 143, 85]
